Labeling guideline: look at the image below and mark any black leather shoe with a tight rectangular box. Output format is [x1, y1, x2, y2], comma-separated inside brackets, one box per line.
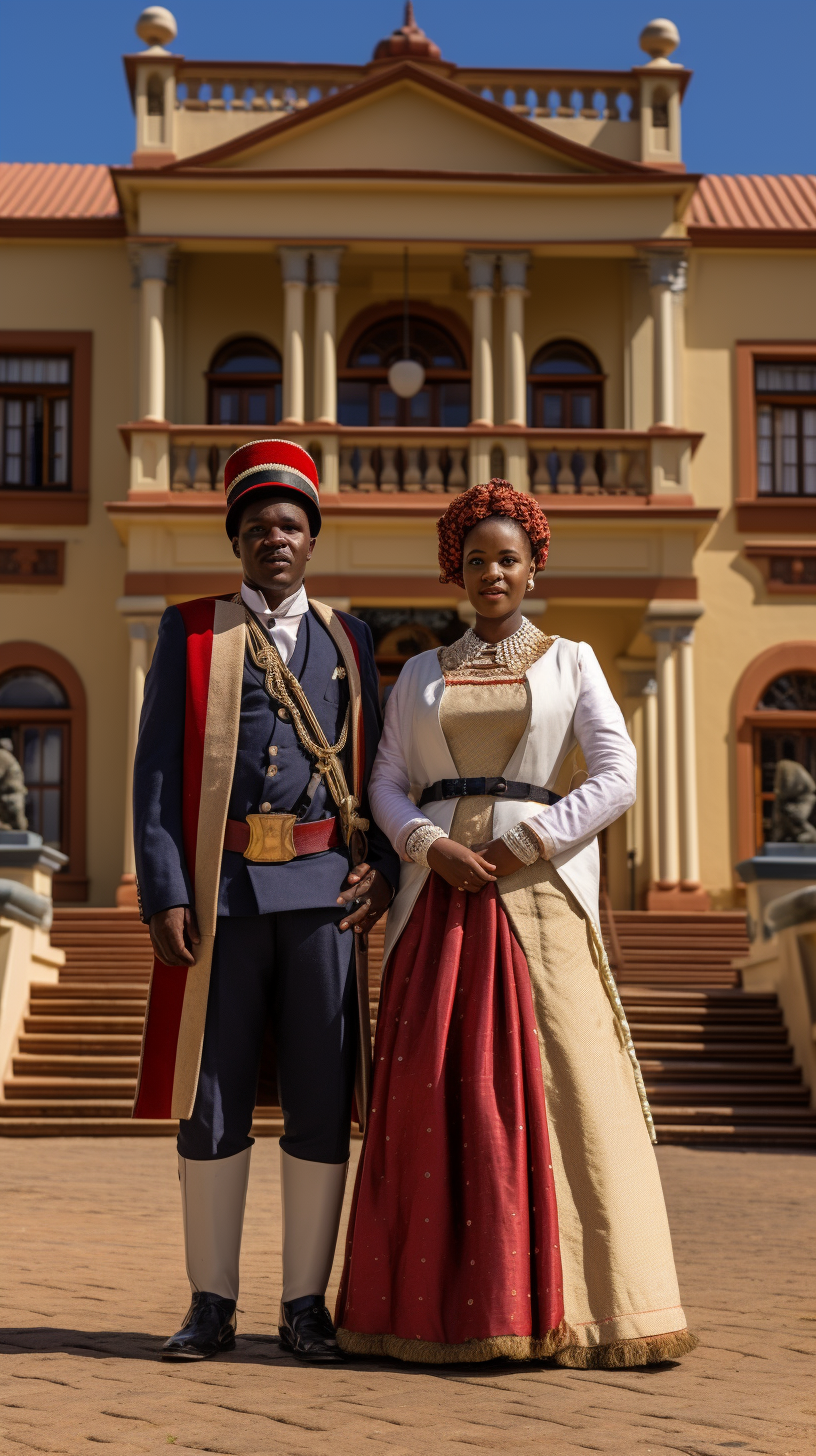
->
[279, 1295, 347, 1363]
[161, 1291, 237, 1361]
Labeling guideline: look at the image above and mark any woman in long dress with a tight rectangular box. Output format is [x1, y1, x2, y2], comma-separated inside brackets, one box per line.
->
[335, 481, 696, 1368]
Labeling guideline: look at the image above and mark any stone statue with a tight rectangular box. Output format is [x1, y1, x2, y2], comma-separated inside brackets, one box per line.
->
[770, 759, 816, 844]
[0, 737, 28, 831]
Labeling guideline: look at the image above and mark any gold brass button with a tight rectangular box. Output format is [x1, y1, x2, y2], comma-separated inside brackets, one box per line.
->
[277, 707, 290, 721]
[268, 746, 278, 757]
[266, 766, 278, 777]
[260, 802, 272, 812]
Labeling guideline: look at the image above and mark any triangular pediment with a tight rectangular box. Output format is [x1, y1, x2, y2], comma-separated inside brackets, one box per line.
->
[176, 64, 648, 179]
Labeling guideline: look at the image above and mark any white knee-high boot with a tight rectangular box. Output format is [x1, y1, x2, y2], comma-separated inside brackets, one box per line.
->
[280, 1149, 348, 1309]
[178, 1148, 252, 1303]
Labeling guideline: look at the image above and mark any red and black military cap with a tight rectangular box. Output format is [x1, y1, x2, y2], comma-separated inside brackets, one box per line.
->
[223, 439, 321, 538]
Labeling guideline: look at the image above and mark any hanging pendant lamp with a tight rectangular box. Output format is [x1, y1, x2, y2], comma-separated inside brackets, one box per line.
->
[388, 248, 425, 399]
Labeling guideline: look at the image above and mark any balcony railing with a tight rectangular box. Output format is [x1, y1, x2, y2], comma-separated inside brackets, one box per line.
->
[123, 424, 699, 503]
[172, 61, 645, 128]
[334, 437, 649, 496]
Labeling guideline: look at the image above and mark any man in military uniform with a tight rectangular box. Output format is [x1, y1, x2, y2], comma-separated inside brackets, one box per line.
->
[132, 439, 398, 1363]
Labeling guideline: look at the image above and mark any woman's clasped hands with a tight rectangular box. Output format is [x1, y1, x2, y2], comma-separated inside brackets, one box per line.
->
[426, 835, 525, 893]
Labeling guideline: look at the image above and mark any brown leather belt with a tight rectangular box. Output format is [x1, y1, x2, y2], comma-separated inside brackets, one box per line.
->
[224, 815, 339, 863]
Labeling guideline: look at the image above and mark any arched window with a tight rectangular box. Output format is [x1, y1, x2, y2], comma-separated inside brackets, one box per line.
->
[754, 672, 816, 844]
[0, 645, 87, 899]
[528, 340, 604, 429]
[338, 311, 470, 428]
[734, 646, 816, 859]
[207, 337, 282, 427]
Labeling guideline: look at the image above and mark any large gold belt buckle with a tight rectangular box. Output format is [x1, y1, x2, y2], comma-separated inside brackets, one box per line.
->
[243, 813, 297, 863]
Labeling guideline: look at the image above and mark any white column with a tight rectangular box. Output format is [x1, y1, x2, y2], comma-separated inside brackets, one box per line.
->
[643, 677, 660, 887]
[648, 252, 687, 427]
[116, 596, 165, 907]
[136, 245, 173, 422]
[653, 628, 680, 887]
[312, 248, 343, 424]
[279, 247, 309, 425]
[675, 625, 701, 888]
[467, 252, 495, 426]
[500, 252, 529, 426]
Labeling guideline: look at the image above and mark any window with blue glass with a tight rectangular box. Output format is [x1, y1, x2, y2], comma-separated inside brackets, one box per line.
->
[207, 337, 282, 427]
[528, 340, 603, 429]
[338, 315, 469, 427]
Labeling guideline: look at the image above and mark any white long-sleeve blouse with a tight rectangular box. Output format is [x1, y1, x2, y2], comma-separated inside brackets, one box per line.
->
[368, 636, 636, 954]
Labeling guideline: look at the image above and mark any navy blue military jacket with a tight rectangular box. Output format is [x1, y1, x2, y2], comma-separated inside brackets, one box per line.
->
[134, 603, 399, 921]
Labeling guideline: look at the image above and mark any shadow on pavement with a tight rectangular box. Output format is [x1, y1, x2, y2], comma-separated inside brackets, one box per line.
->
[0, 1329, 684, 1377]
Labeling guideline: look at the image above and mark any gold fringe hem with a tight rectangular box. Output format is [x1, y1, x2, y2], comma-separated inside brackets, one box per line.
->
[336, 1326, 698, 1368]
[554, 1329, 699, 1369]
[336, 1326, 563, 1365]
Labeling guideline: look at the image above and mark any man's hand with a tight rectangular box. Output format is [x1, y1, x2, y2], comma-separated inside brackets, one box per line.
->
[336, 864, 393, 936]
[426, 838, 497, 893]
[149, 906, 200, 967]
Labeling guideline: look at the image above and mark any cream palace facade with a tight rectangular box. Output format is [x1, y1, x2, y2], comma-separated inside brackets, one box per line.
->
[0, 5, 814, 912]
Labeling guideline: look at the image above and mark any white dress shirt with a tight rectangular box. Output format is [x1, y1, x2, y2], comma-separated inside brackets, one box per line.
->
[240, 581, 309, 665]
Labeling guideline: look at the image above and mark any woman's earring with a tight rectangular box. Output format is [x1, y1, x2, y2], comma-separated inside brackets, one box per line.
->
[527, 579, 535, 592]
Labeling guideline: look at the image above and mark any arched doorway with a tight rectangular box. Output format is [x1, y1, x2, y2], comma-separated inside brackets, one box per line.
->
[527, 339, 604, 428]
[0, 642, 87, 900]
[337, 307, 470, 428]
[734, 643, 816, 859]
[206, 336, 282, 426]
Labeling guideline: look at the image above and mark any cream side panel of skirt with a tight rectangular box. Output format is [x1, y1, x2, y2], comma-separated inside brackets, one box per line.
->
[499, 861, 688, 1350]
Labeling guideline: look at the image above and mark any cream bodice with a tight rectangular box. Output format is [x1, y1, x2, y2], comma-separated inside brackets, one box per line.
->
[437, 620, 552, 846]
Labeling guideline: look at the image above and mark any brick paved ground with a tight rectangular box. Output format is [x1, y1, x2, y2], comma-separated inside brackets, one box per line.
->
[0, 1139, 813, 1456]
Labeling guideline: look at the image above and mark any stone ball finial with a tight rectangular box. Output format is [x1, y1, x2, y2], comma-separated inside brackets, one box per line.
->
[135, 6, 178, 50]
[639, 17, 680, 64]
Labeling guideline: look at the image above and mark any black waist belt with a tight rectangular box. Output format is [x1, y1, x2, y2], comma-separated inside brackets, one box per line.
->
[418, 778, 562, 809]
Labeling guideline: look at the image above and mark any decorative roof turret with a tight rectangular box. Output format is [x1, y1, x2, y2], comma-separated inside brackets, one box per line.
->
[372, 3, 444, 64]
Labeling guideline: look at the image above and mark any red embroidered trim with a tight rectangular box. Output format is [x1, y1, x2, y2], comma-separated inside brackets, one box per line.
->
[443, 675, 526, 686]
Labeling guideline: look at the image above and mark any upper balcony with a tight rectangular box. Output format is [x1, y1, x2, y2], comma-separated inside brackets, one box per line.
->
[127, 8, 690, 172]
[119, 420, 704, 517]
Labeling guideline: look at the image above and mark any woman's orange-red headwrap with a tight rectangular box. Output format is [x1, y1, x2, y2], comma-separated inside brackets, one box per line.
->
[437, 479, 550, 587]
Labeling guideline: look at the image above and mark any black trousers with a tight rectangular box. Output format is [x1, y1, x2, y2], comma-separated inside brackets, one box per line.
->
[177, 910, 357, 1164]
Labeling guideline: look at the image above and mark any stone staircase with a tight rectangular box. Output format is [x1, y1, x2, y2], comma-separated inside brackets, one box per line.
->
[606, 911, 816, 1147]
[0, 906, 814, 1147]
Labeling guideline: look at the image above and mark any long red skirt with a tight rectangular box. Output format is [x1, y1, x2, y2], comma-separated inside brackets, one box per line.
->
[336, 874, 565, 1362]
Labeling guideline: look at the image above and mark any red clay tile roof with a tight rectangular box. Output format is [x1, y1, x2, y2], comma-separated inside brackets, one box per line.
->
[0, 164, 122, 235]
[686, 174, 816, 241]
[0, 162, 814, 245]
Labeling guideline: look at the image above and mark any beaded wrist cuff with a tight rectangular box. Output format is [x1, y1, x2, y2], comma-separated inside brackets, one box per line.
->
[501, 821, 544, 866]
[405, 823, 449, 867]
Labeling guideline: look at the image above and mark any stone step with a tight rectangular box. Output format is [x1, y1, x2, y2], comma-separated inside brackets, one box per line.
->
[23, 1017, 146, 1035]
[3, 1078, 136, 1099]
[0, 1099, 136, 1118]
[12, 1055, 140, 1078]
[651, 1105, 816, 1125]
[26, 1001, 147, 1017]
[638, 1059, 800, 1079]
[643, 1082, 811, 1103]
[633, 1040, 792, 1060]
[18, 1035, 144, 1056]
[624, 1022, 788, 1041]
[653, 1123, 816, 1146]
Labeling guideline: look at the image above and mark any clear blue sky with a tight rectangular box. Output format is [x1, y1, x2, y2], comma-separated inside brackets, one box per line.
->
[1, 0, 813, 174]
